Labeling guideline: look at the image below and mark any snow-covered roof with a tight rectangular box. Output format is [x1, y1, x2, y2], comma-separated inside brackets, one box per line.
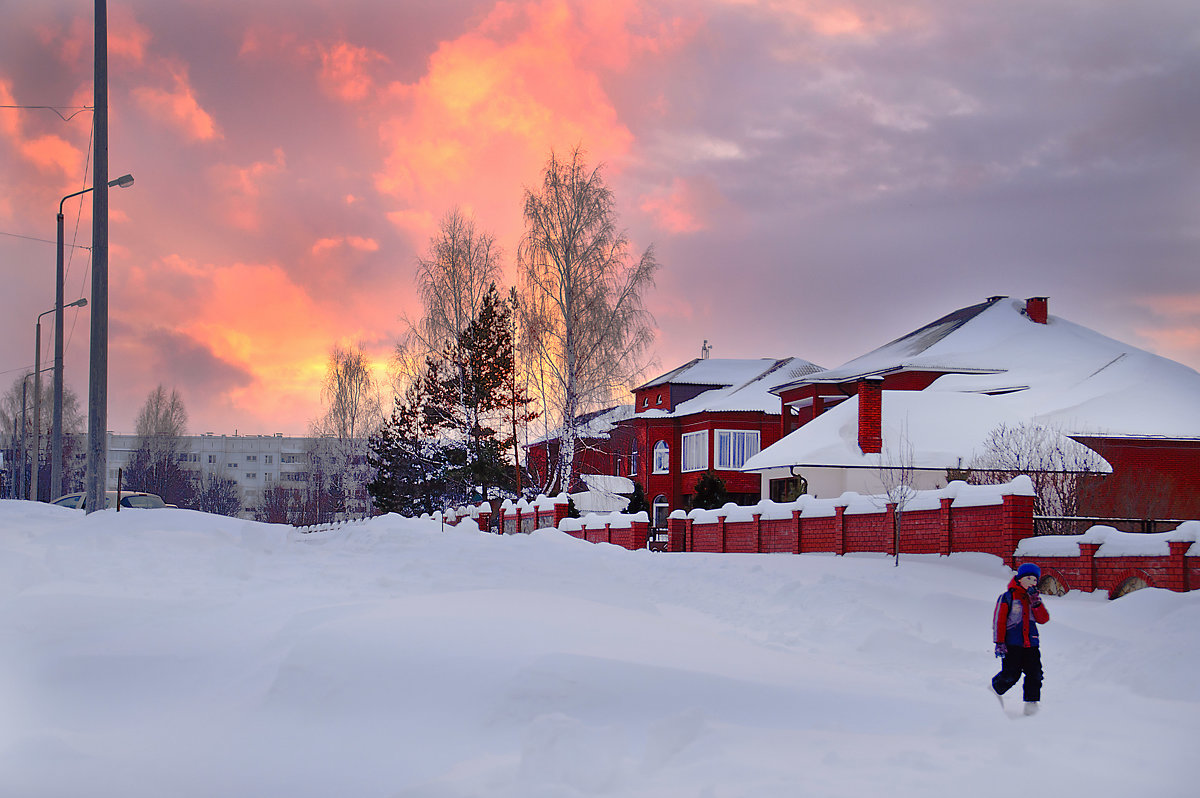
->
[526, 404, 634, 447]
[746, 296, 1200, 473]
[741, 391, 1113, 473]
[580, 474, 635, 494]
[773, 297, 1200, 439]
[639, 357, 822, 418]
[638, 358, 787, 389]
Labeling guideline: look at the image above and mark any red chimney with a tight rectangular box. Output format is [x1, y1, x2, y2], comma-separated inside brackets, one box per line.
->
[857, 379, 883, 454]
[1025, 297, 1048, 324]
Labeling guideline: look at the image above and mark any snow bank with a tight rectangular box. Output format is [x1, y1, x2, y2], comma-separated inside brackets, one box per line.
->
[1, 499, 1196, 798]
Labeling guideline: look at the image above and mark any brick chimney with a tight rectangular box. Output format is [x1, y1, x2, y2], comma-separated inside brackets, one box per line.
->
[1025, 296, 1048, 324]
[857, 379, 883, 454]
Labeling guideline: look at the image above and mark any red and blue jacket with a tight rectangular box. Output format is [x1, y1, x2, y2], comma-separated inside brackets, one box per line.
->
[993, 579, 1050, 648]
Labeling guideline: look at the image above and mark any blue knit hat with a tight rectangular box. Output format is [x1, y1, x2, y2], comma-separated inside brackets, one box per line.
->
[1016, 562, 1041, 580]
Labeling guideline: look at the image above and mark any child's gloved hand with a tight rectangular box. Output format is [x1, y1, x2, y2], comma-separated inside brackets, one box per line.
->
[1026, 585, 1041, 606]
[995, 643, 1007, 658]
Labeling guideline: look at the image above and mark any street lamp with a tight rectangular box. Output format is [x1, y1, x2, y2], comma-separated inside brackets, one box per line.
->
[55, 173, 132, 501]
[35, 299, 88, 501]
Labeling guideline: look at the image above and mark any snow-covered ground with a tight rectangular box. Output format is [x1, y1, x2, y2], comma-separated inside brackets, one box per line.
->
[1, 501, 1195, 798]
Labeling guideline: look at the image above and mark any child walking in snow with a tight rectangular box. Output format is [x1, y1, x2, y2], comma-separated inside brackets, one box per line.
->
[992, 562, 1050, 716]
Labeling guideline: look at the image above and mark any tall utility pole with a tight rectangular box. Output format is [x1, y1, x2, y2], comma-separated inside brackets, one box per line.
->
[86, 0, 108, 513]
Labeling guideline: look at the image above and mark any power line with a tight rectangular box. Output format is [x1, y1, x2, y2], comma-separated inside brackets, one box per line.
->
[0, 104, 93, 122]
[0, 230, 94, 250]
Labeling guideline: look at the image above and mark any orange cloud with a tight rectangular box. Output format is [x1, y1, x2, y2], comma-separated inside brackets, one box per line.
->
[133, 64, 222, 141]
[640, 176, 735, 234]
[319, 41, 388, 102]
[210, 148, 287, 231]
[0, 79, 87, 178]
[311, 235, 380, 255]
[110, 5, 152, 63]
[114, 254, 374, 430]
[374, 0, 691, 246]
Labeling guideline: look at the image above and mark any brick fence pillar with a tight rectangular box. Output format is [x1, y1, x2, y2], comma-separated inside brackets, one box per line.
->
[1169, 541, 1190, 592]
[792, 509, 802, 554]
[835, 505, 846, 556]
[939, 497, 953, 555]
[1079, 543, 1100, 592]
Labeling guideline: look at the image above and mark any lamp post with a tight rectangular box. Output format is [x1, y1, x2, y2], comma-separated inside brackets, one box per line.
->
[56, 173, 131, 502]
[36, 299, 88, 501]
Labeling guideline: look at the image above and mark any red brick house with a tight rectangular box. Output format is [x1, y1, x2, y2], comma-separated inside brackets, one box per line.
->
[744, 296, 1200, 522]
[526, 356, 822, 526]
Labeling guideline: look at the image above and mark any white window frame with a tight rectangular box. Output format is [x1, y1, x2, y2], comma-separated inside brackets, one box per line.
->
[716, 430, 761, 470]
[681, 430, 709, 472]
[652, 440, 670, 474]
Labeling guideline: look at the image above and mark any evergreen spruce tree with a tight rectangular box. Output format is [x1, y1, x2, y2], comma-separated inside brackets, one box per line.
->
[626, 480, 649, 515]
[690, 471, 728, 510]
[421, 283, 534, 504]
[367, 379, 447, 516]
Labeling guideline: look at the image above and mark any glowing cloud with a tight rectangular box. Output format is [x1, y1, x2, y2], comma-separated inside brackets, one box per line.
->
[210, 148, 287, 231]
[133, 64, 222, 141]
[319, 41, 388, 102]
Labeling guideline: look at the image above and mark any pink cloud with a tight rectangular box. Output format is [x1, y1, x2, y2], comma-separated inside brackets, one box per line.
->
[210, 148, 288, 231]
[318, 41, 388, 102]
[640, 176, 733, 234]
[133, 64, 222, 142]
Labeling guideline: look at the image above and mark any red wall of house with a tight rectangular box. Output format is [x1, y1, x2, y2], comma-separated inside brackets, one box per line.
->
[1073, 437, 1200, 520]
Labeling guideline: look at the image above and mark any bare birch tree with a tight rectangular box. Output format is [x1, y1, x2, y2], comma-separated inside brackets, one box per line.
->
[518, 146, 658, 494]
[970, 421, 1107, 534]
[125, 385, 194, 506]
[315, 343, 383, 516]
[413, 206, 503, 357]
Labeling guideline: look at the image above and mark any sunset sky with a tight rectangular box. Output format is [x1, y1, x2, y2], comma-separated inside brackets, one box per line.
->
[2, 0, 1197, 437]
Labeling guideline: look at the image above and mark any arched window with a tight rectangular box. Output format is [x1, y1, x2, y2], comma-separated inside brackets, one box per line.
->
[631, 440, 639, 476]
[653, 494, 670, 528]
[653, 440, 670, 473]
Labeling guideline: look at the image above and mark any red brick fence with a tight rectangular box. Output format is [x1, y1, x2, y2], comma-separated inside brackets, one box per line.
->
[1015, 521, 1200, 598]
[441, 478, 1200, 597]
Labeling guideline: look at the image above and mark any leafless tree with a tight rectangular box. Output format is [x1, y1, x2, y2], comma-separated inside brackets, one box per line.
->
[518, 146, 659, 494]
[970, 421, 1108, 535]
[314, 343, 383, 516]
[126, 385, 194, 506]
[875, 421, 916, 567]
[2, 376, 85, 498]
[413, 206, 503, 357]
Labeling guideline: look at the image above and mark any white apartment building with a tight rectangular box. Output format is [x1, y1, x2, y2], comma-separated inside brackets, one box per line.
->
[104, 432, 335, 516]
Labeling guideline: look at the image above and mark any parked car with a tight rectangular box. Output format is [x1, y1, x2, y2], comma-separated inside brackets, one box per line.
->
[51, 491, 168, 510]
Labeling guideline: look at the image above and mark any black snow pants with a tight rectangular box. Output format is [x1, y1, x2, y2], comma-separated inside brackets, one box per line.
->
[992, 645, 1043, 702]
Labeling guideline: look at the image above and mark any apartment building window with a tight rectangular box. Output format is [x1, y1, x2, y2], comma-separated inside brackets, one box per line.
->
[681, 430, 709, 472]
[282, 454, 298, 464]
[265, 455, 274, 464]
[246, 455, 258, 462]
[716, 430, 760, 470]
[265, 473, 273, 483]
[652, 441, 670, 474]
[245, 473, 257, 480]
[208, 455, 216, 464]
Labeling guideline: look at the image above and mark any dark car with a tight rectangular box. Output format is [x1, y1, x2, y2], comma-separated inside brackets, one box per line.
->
[51, 491, 168, 510]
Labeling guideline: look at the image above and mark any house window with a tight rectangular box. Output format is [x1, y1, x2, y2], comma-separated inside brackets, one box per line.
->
[656, 393, 663, 405]
[716, 430, 760, 470]
[652, 495, 670, 528]
[631, 441, 638, 476]
[642, 397, 649, 407]
[681, 430, 709, 472]
[652, 440, 670, 473]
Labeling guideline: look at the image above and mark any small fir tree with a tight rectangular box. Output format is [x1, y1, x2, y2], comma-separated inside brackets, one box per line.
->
[626, 480, 649, 515]
[689, 471, 728, 510]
